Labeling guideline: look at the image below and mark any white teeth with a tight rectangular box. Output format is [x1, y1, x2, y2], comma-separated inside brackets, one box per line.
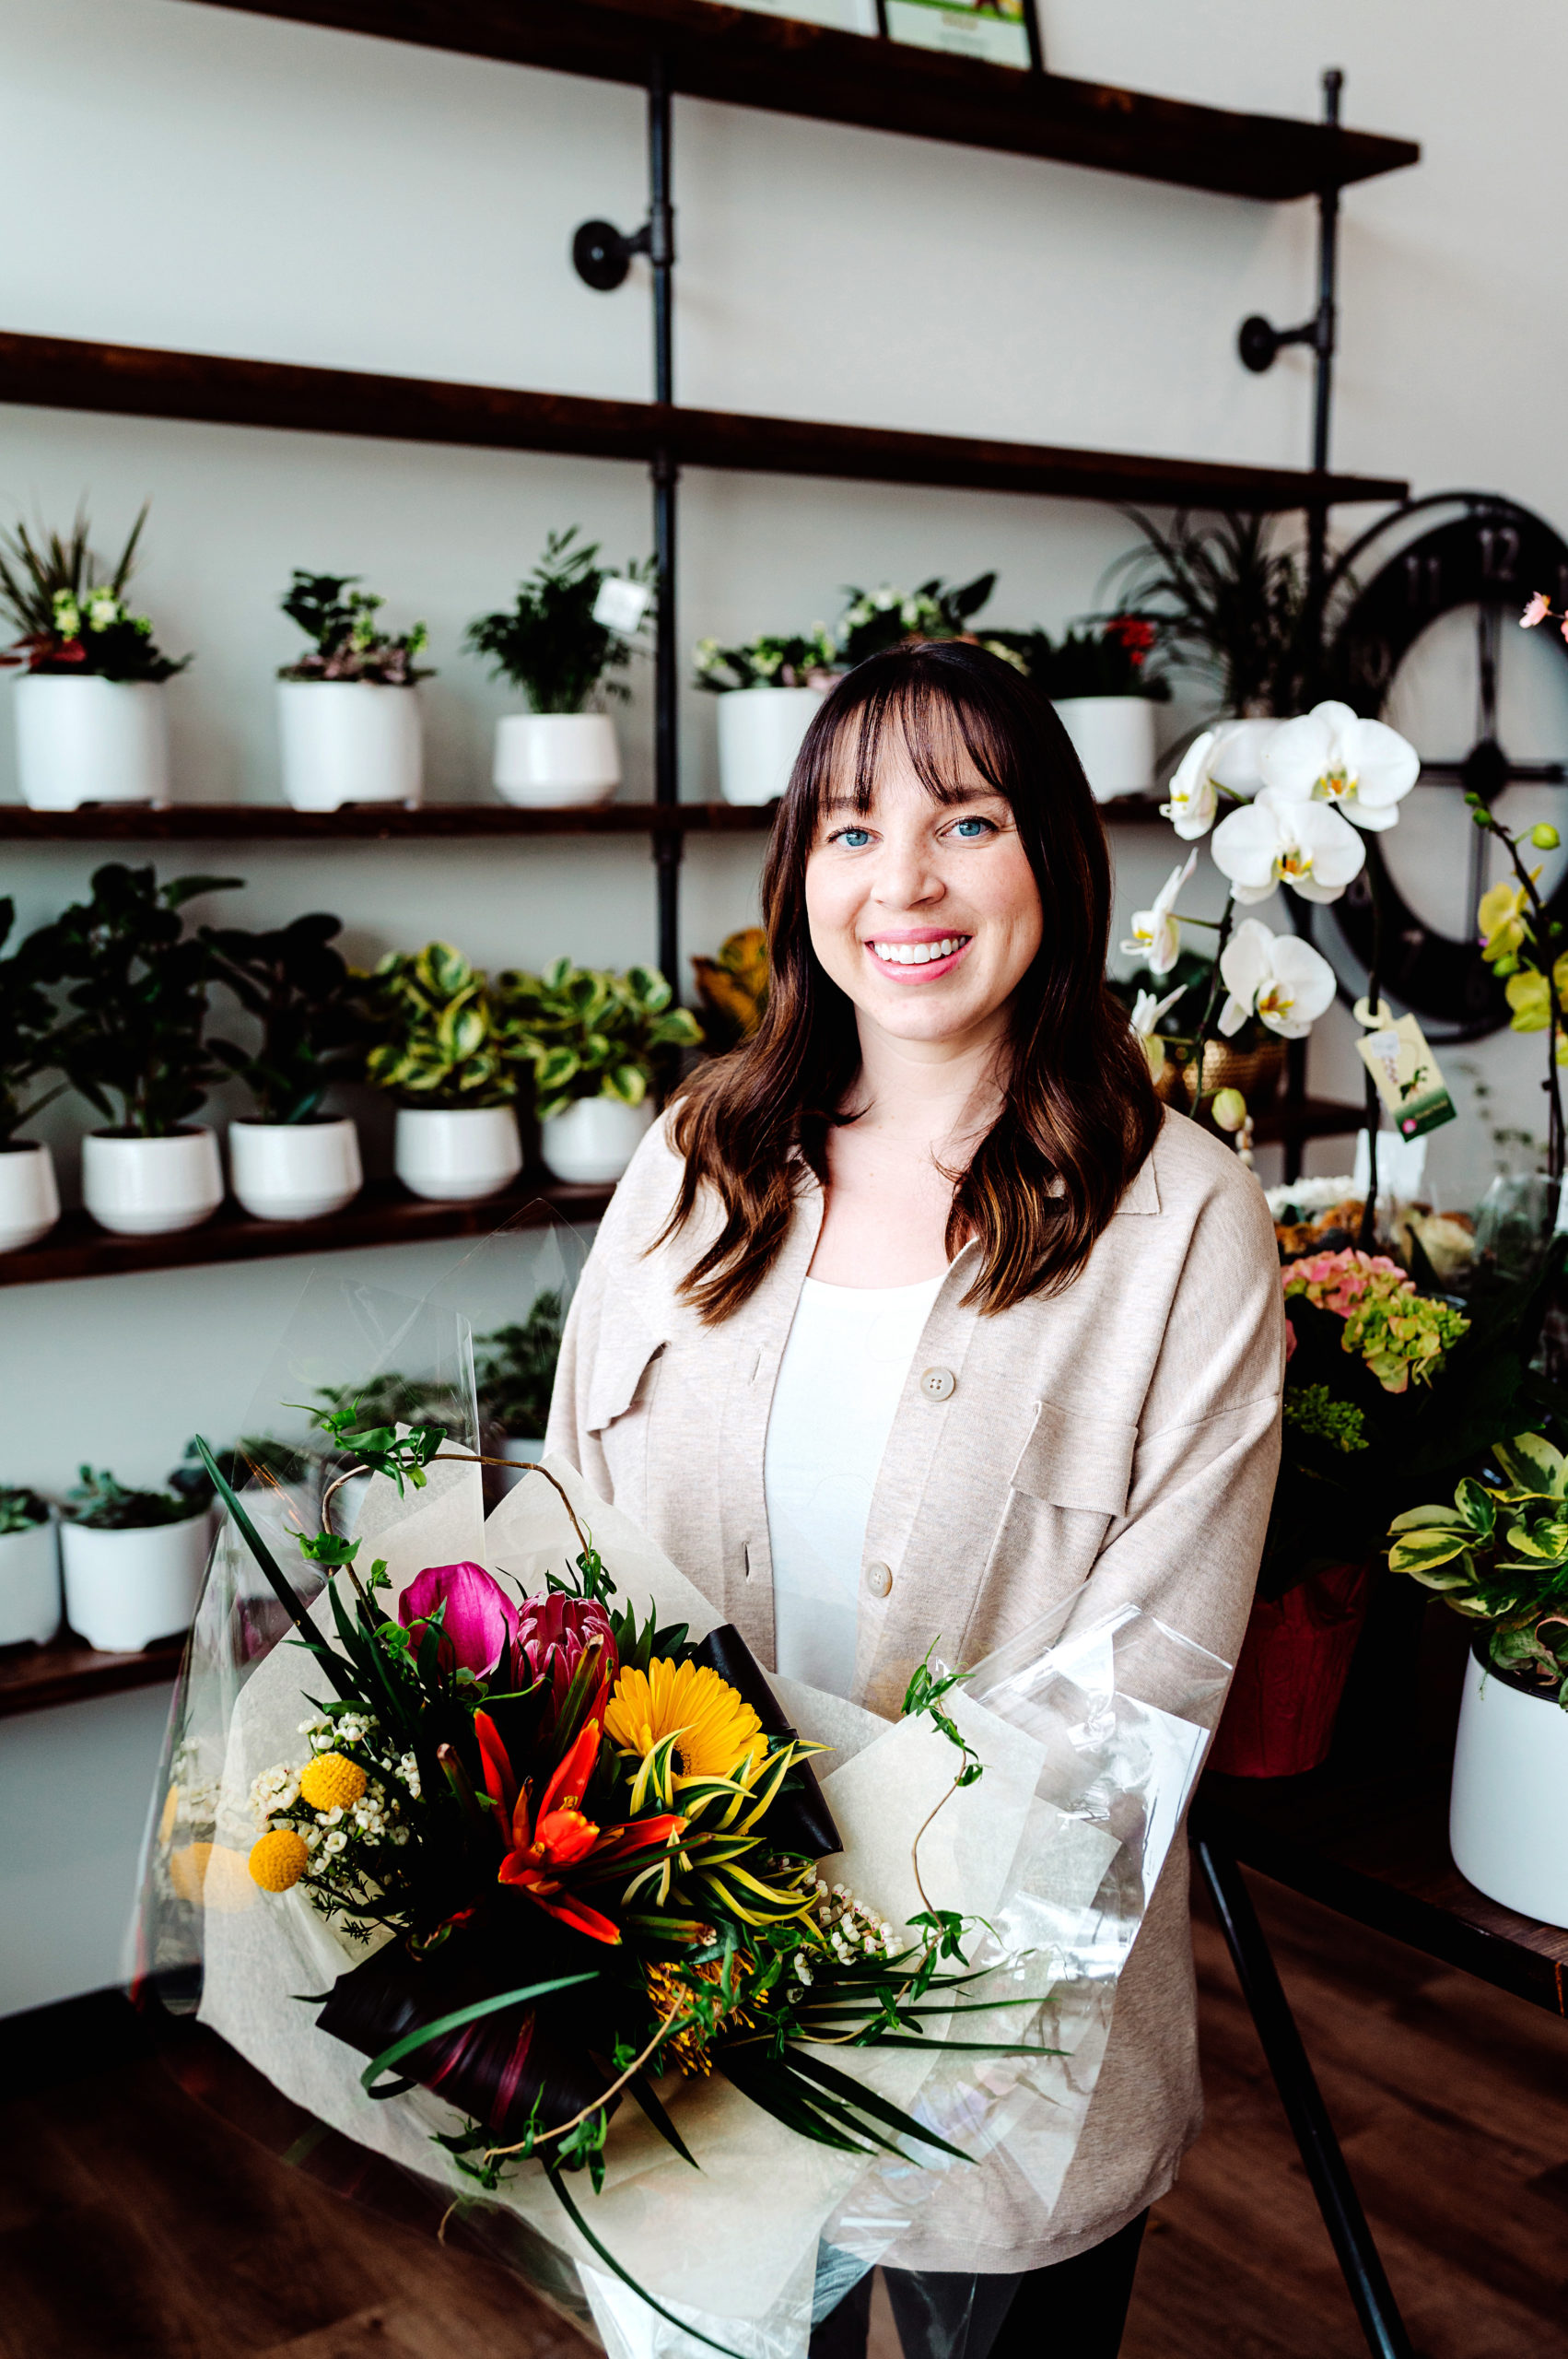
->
[869, 936, 968, 966]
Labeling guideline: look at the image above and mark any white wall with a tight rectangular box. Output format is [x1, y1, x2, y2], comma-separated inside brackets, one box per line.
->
[2, 0, 1566, 2003]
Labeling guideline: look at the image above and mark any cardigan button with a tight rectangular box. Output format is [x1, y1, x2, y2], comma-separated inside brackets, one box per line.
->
[864, 1560, 893, 1600]
[919, 1366, 956, 1403]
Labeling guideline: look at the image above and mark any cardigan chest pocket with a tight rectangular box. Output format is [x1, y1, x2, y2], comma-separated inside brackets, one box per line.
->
[584, 1325, 665, 1510]
[1009, 1395, 1139, 1521]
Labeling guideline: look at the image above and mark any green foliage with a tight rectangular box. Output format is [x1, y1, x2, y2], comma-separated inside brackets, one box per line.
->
[1105, 511, 1314, 719]
[25, 863, 241, 1136]
[835, 573, 996, 666]
[1388, 1433, 1568, 1701]
[65, 1465, 197, 1531]
[497, 959, 702, 1121]
[692, 628, 837, 693]
[989, 616, 1169, 701]
[0, 504, 190, 682]
[902, 1647, 984, 1789]
[475, 1293, 567, 1436]
[305, 1402, 448, 1496]
[278, 573, 430, 685]
[203, 911, 372, 1123]
[464, 530, 653, 714]
[1282, 1383, 1369, 1455]
[0, 1485, 48, 1536]
[0, 898, 68, 1145]
[365, 942, 515, 1109]
[169, 1435, 313, 1512]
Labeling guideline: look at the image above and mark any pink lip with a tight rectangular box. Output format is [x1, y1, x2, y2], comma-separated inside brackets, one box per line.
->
[861, 931, 974, 985]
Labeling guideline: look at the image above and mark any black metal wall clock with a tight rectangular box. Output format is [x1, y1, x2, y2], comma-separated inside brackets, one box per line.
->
[1316, 493, 1568, 1041]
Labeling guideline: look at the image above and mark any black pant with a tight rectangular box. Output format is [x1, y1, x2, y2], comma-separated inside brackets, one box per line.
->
[810, 2212, 1149, 2359]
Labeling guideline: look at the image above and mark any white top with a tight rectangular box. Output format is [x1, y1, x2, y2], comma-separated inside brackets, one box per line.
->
[763, 1272, 944, 1697]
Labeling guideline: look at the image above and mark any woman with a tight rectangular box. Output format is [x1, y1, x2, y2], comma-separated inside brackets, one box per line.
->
[547, 641, 1283, 2355]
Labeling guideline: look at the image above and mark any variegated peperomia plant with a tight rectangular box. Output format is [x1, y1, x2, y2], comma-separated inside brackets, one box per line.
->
[1387, 1432, 1568, 1704]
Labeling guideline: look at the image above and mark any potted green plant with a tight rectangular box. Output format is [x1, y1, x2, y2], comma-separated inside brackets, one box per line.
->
[992, 616, 1169, 802]
[1106, 511, 1315, 731]
[59, 1464, 209, 1653]
[28, 863, 240, 1236]
[693, 628, 837, 806]
[276, 572, 431, 812]
[366, 941, 521, 1201]
[0, 898, 67, 1252]
[498, 958, 702, 1182]
[475, 1290, 568, 1491]
[465, 528, 653, 808]
[0, 1484, 60, 1648]
[0, 505, 190, 811]
[834, 572, 999, 665]
[203, 911, 370, 1222]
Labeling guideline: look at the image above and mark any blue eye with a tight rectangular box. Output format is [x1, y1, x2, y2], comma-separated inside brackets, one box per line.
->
[952, 816, 992, 839]
[837, 827, 872, 849]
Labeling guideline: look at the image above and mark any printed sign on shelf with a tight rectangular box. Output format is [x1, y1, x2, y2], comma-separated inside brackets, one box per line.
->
[886, 0, 1034, 69]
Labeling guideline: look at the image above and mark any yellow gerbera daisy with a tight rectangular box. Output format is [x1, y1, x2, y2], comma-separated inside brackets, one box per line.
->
[605, 1659, 766, 1782]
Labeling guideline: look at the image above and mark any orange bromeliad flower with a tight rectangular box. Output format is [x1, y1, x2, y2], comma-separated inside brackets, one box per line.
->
[479, 1714, 685, 1946]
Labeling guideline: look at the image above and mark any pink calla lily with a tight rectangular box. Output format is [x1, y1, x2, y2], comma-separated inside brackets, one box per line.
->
[399, 1560, 519, 1678]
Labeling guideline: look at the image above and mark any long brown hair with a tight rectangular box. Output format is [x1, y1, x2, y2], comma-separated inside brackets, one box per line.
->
[665, 640, 1160, 1320]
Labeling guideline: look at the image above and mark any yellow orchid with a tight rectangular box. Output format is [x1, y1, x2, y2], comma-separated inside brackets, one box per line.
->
[1478, 878, 1532, 966]
[1505, 970, 1550, 1031]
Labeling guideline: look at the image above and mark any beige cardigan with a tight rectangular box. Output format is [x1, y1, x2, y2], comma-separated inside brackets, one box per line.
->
[546, 1105, 1284, 2271]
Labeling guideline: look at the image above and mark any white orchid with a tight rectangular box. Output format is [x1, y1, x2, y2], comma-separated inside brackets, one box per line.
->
[1210, 785, 1365, 905]
[1161, 720, 1278, 840]
[1259, 698, 1419, 833]
[1217, 919, 1337, 1039]
[1128, 981, 1187, 1078]
[1121, 849, 1198, 975]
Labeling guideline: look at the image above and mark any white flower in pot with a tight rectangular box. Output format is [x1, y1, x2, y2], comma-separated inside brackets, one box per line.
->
[694, 628, 837, 807]
[205, 911, 368, 1223]
[0, 898, 65, 1252]
[475, 1291, 568, 1499]
[275, 572, 430, 812]
[30, 863, 240, 1237]
[0, 504, 190, 810]
[465, 529, 653, 809]
[499, 957, 702, 1185]
[368, 940, 522, 1202]
[0, 1485, 61, 1648]
[60, 1464, 209, 1654]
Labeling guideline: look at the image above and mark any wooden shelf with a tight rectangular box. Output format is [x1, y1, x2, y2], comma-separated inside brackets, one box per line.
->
[0, 1629, 185, 1720]
[0, 1172, 614, 1290]
[0, 332, 1409, 514]
[1251, 1097, 1364, 1145]
[0, 799, 775, 843]
[181, 0, 1421, 204]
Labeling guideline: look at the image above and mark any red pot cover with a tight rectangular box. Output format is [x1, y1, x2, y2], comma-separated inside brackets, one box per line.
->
[1209, 1558, 1375, 1778]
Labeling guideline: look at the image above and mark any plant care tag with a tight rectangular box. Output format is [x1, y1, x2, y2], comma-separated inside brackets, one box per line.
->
[1356, 1013, 1457, 1138]
[592, 576, 652, 634]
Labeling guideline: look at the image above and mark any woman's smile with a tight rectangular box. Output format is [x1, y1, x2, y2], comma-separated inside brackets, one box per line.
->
[862, 928, 975, 980]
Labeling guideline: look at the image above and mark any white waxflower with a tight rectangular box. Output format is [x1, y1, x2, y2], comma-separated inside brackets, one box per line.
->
[323, 1830, 348, 1854]
[1217, 919, 1337, 1039]
[1210, 786, 1365, 906]
[1258, 699, 1418, 833]
[1121, 849, 1198, 975]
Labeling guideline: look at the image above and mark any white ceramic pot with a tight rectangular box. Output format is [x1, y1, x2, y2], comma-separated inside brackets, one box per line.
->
[1450, 1649, 1568, 1927]
[228, 1116, 362, 1223]
[82, 1125, 224, 1238]
[0, 1517, 62, 1647]
[716, 686, 825, 807]
[278, 680, 423, 811]
[493, 712, 621, 809]
[394, 1104, 522, 1202]
[14, 674, 171, 810]
[0, 1141, 61, 1252]
[61, 1512, 208, 1653]
[1051, 695, 1157, 804]
[540, 1096, 654, 1185]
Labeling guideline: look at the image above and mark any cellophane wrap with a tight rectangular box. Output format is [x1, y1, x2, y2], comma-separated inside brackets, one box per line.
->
[135, 1268, 1228, 2359]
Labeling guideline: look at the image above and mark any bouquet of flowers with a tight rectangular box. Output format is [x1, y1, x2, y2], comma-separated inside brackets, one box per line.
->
[137, 1268, 1230, 2359]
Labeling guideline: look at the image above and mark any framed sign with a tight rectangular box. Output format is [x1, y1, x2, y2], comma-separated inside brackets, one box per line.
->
[884, 0, 1040, 70]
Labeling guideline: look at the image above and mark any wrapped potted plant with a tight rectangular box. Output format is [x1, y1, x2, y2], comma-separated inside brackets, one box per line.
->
[203, 911, 370, 1222]
[0, 1484, 61, 1649]
[59, 1463, 210, 1653]
[993, 616, 1169, 802]
[1389, 1428, 1568, 1927]
[693, 628, 837, 806]
[475, 1289, 568, 1495]
[465, 528, 652, 808]
[276, 573, 431, 812]
[691, 925, 768, 1050]
[0, 898, 66, 1252]
[28, 863, 240, 1236]
[366, 940, 521, 1202]
[498, 957, 702, 1182]
[0, 505, 190, 810]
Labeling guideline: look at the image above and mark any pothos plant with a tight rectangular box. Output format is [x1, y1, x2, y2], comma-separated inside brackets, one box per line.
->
[203, 911, 373, 1124]
[1388, 1429, 1568, 1704]
[497, 961, 702, 1121]
[365, 942, 515, 1109]
[279, 574, 431, 686]
[0, 505, 190, 682]
[24, 863, 241, 1137]
[0, 898, 68, 1148]
[465, 530, 653, 715]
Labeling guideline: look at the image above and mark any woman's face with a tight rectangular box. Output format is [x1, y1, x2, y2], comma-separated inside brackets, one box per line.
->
[803, 728, 1044, 1053]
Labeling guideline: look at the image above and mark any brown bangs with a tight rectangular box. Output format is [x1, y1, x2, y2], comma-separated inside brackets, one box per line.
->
[661, 640, 1160, 1323]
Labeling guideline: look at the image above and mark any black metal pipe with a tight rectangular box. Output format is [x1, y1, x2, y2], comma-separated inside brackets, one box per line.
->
[1194, 1838, 1414, 2359]
[647, 54, 682, 991]
[1305, 67, 1343, 648]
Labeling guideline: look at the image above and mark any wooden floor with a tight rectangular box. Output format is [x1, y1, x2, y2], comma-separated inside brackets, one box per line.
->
[4, 1869, 1567, 2358]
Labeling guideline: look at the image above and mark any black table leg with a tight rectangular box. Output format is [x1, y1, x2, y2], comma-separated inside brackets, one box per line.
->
[1192, 1836, 1414, 2359]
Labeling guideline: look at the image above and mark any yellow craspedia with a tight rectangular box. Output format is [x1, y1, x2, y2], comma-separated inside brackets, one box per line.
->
[298, 1753, 368, 1812]
[249, 1829, 310, 1892]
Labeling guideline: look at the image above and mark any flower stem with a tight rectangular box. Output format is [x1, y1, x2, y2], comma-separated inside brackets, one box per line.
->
[1480, 813, 1566, 1186]
[1183, 898, 1237, 1119]
[1356, 861, 1386, 1252]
